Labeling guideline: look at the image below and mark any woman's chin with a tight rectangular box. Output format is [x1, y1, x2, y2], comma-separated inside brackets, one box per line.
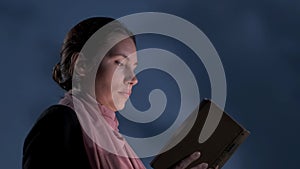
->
[112, 96, 128, 111]
[114, 102, 126, 111]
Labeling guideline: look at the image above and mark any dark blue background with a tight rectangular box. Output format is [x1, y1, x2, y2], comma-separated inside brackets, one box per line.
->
[1, 0, 299, 169]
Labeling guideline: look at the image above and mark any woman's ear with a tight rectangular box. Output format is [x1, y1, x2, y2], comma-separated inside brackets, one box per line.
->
[73, 52, 87, 77]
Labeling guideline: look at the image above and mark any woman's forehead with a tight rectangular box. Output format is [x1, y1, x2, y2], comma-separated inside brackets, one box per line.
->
[107, 38, 137, 64]
[109, 38, 136, 56]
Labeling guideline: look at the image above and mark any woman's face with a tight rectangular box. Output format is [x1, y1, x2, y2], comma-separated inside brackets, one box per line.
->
[95, 38, 138, 111]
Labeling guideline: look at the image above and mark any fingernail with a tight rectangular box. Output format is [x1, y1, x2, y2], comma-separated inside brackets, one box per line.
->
[192, 152, 201, 159]
[202, 163, 208, 168]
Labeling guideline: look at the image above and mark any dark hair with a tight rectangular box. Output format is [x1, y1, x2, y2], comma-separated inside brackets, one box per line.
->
[52, 17, 135, 91]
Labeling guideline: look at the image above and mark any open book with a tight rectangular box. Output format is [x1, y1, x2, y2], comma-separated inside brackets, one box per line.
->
[150, 99, 250, 169]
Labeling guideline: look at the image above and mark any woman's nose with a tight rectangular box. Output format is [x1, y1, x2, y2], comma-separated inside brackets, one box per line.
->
[129, 76, 138, 86]
[125, 71, 138, 86]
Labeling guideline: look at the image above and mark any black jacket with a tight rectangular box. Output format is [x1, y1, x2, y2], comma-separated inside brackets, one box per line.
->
[22, 105, 91, 169]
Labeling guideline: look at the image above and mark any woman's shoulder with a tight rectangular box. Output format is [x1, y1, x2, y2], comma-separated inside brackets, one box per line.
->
[23, 105, 91, 169]
[24, 105, 80, 145]
[37, 104, 78, 124]
[23, 104, 83, 155]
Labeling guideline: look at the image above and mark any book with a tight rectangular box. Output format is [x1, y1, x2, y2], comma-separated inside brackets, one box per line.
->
[150, 99, 250, 169]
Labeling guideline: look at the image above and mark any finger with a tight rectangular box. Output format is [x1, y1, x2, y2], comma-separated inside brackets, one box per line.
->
[176, 152, 201, 169]
[190, 163, 208, 169]
[208, 165, 219, 169]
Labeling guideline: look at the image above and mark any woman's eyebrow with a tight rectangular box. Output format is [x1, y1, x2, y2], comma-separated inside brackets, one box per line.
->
[109, 52, 128, 58]
[112, 53, 138, 65]
[119, 53, 128, 58]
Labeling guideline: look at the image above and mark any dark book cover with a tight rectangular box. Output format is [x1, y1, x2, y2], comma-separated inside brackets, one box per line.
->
[150, 99, 250, 169]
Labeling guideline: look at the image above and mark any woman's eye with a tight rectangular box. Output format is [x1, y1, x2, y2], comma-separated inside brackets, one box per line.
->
[115, 60, 124, 66]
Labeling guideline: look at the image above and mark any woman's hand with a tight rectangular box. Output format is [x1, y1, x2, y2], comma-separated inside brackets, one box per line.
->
[173, 152, 219, 169]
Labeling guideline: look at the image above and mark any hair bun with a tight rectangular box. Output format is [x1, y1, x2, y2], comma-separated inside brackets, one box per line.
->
[52, 63, 63, 85]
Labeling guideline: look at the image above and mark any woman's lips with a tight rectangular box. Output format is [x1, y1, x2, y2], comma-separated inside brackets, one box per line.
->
[119, 91, 131, 98]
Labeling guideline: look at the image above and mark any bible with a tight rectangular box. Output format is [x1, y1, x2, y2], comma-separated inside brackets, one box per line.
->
[150, 99, 250, 169]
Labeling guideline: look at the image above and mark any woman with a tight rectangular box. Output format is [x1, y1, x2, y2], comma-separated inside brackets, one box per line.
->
[22, 17, 213, 169]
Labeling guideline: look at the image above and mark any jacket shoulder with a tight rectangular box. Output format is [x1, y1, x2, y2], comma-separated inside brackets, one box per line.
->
[22, 104, 89, 169]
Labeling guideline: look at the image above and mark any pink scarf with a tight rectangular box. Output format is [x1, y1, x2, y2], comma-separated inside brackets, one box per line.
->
[59, 90, 146, 169]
